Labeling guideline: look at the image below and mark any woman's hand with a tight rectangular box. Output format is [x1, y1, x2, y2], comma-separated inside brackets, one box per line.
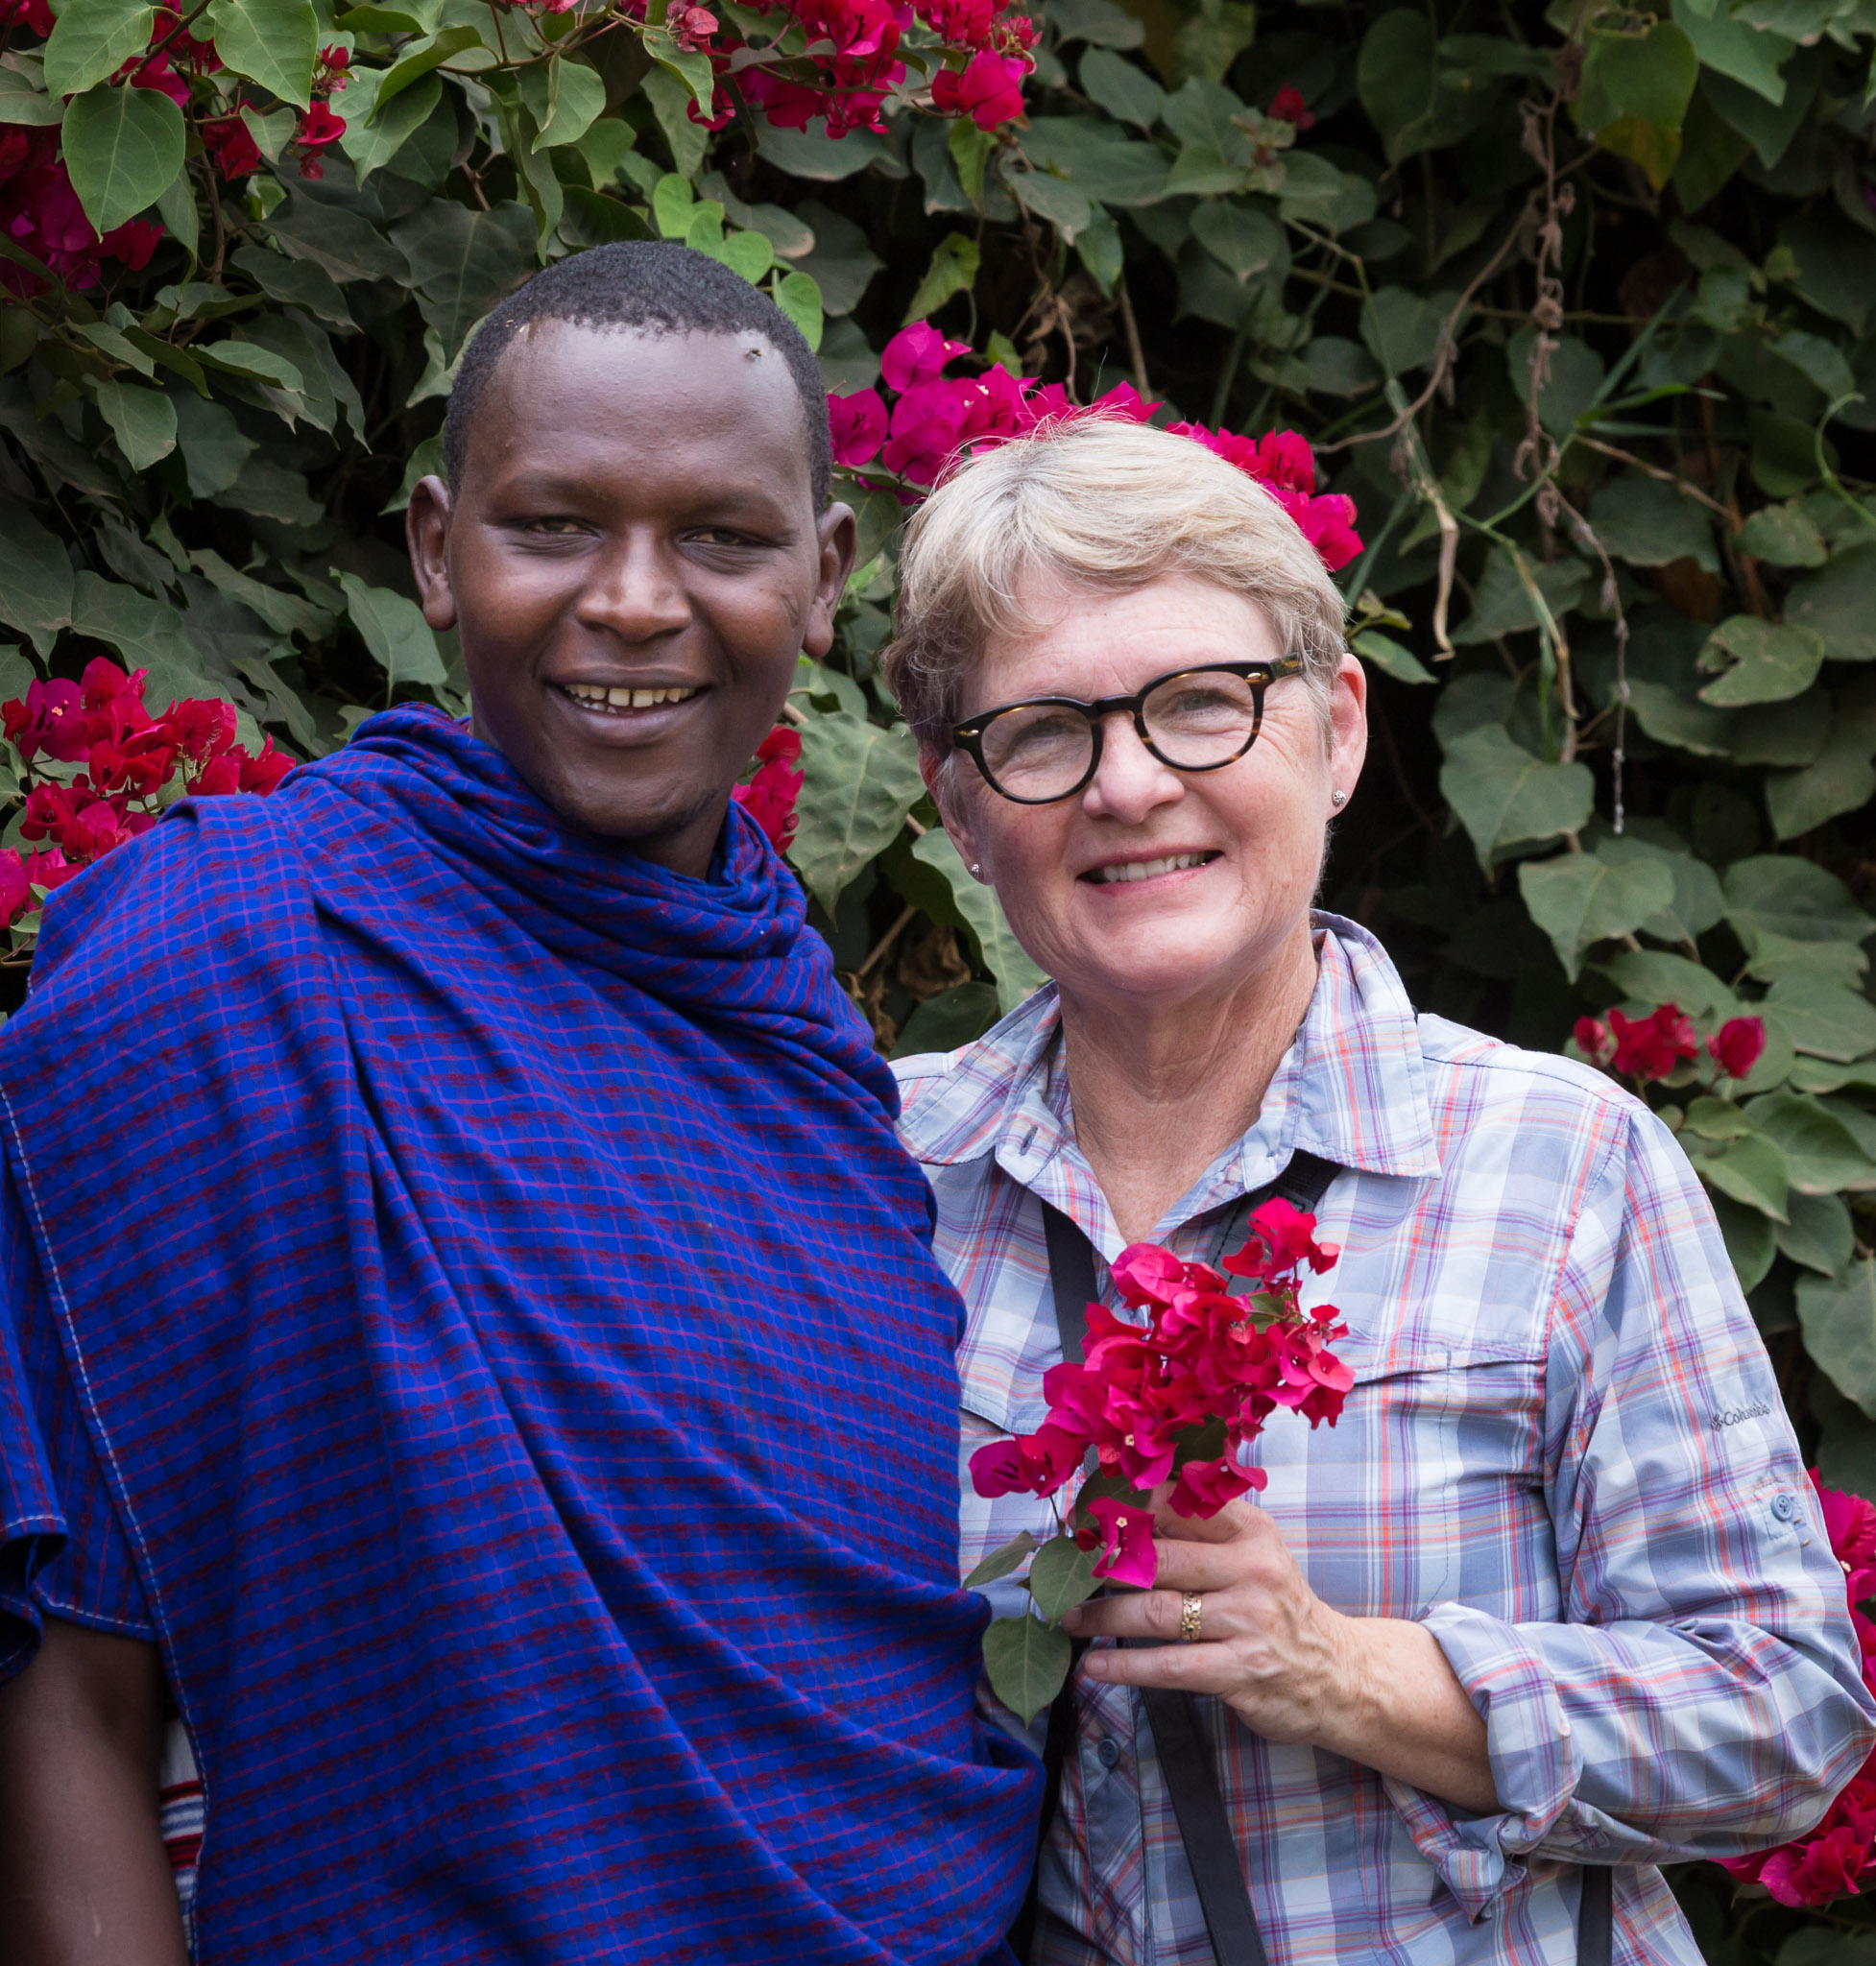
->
[1062, 1496, 1503, 1814]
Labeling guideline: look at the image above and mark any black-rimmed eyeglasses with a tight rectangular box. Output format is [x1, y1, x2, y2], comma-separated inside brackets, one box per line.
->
[950, 658, 1306, 805]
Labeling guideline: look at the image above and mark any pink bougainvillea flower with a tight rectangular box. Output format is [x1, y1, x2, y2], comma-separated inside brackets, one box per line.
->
[1816, 1471, 1876, 1606]
[932, 48, 1027, 130]
[201, 114, 262, 180]
[671, 3, 718, 47]
[164, 696, 239, 764]
[0, 0, 53, 35]
[295, 100, 347, 177]
[3, 678, 83, 763]
[1608, 1003, 1698, 1083]
[1169, 1453, 1260, 1519]
[880, 321, 972, 394]
[237, 735, 294, 795]
[731, 725, 803, 851]
[1709, 1015, 1767, 1081]
[827, 387, 888, 467]
[1574, 1017, 1615, 1067]
[1082, 1496, 1158, 1588]
[1268, 83, 1315, 129]
[916, 0, 997, 43]
[882, 383, 970, 484]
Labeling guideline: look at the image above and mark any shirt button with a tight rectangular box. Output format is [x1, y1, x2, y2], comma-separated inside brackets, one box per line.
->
[1772, 1491, 1800, 1522]
[1095, 1737, 1121, 1769]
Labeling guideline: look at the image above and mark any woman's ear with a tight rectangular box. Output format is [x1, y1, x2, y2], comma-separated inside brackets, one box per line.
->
[406, 476, 458, 633]
[1328, 651, 1368, 800]
[920, 746, 988, 882]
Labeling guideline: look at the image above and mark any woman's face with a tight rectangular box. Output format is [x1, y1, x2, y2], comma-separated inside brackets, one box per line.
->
[934, 573, 1367, 1016]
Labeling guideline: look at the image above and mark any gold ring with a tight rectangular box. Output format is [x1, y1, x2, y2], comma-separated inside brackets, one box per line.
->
[1179, 1593, 1203, 1643]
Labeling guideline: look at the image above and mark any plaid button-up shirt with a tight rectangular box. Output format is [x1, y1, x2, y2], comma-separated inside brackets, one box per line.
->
[894, 917, 1876, 1966]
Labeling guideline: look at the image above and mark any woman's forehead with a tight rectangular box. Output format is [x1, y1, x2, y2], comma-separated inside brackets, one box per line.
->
[973, 574, 1281, 700]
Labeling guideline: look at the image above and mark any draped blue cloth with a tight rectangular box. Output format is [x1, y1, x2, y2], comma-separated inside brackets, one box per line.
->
[0, 705, 1036, 1962]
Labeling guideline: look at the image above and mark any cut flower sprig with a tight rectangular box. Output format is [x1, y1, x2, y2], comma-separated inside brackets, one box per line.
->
[965, 1196, 1354, 1720]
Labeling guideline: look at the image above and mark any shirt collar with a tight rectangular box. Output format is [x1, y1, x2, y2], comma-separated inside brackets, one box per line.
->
[893, 914, 1441, 1190]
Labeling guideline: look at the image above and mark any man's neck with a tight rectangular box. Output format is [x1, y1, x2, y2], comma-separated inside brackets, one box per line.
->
[1059, 921, 1321, 1246]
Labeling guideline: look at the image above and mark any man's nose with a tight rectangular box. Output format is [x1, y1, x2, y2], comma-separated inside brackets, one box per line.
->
[575, 532, 693, 642]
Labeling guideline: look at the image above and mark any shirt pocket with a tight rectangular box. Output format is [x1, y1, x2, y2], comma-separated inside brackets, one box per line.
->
[1258, 1339, 1551, 1621]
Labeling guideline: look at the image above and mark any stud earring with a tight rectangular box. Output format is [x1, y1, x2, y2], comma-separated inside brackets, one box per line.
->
[970, 862, 982, 876]
[1331, 789, 1348, 806]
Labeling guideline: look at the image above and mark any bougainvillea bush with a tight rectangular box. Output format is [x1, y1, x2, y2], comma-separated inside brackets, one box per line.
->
[4, 0, 1876, 1950]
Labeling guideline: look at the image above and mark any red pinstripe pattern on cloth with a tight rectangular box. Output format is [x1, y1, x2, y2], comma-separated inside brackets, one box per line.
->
[898, 918, 1876, 1966]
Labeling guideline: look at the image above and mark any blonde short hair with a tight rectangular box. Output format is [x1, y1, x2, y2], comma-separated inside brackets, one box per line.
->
[879, 416, 1348, 751]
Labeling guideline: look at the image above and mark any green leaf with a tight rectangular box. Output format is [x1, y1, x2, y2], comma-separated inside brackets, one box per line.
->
[337, 66, 442, 186]
[1696, 616, 1826, 706]
[1020, 118, 1168, 205]
[1597, 832, 1726, 942]
[1590, 474, 1718, 572]
[1670, 0, 1792, 105]
[1452, 547, 1587, 645]
[794, 200, 882, 317]
[1702, 40, 1823, 169]
[204, 0, 319, 110]
[911, 828, 1049, 1015]
[653, 172, 695, 240]
[1776, 1190, 1854, 1277]
[266, 187, 411, 283]
[335, 571, 446, 688]
[1074, 206, 1122, 295]
[0, 69, 64, 125]
[1577, 22, 1699, 188]
[1599, 947, 1738, 1018]
[1440, 726, 1595, 868]
[892, 979, 998, 1058]
[788, 708, 924, 918]
[189, 547, 331, 639]
[902, 231, 980, 324]
[374, 23, 480, 113]
[638, 66, 702, 180]
[1361, 286, 1462, 378]
[1026, 1533, 1100, 1621]
[1745, 1091, 1876, 1192]
[1517, 851, 1676, 981]
[171, 393, 256, 498]
[1009, 167, 1092, 241]
[1190, 201, 1283, 281]
[981, 1612, 1072, 1723]
[1078, 46, 1163, 130]
[390, 201, 534, 364]
[0, 501, 74, 658]
[1764, 975, 1876, 1062]
[1710, 1189, 1777, 1291]
[752, 117, 892, 182]
[1690, 1127, 1791, 1220]
[535, 53, 606, 152]
[199, 339, 304, 394]
[1745, 933, 1868, 988]
[1767, 702, 1876, 841]
[1358, 9, 1494, 163]
[770, 270, 823, 351]
[1736, 500, 1828, 567]
[1799, 1258, 1876, 1418]
[1350, 629, 1434, 685]
[43, 0, 156, 100]
[89, 376, 175, 469]
[68, 568, 195, 674]
[1163, 144, 1245, 198]
[228, 243, 354, 329]
[1786, 545, 1876, 667]
[1048, 0, 1143, 47]
[60, 82, 183, 237]
[962, 1528, 1038, 1591]
[1724, 853, 1873, 947]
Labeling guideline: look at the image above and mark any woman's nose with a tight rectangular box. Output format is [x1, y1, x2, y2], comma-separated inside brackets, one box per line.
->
[575, 533, 693, 642]
[1080, 712, 1185, 823]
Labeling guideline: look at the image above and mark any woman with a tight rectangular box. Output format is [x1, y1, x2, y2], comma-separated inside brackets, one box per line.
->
[883, 416, 1875, 1964]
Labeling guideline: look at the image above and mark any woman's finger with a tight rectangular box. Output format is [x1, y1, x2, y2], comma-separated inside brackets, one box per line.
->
[1132, 1539, 1254, 1594]
[1149, 1494, 1263, 1545]
[1078, 1639, 1241, 1696]
[1063, 1586, 1238, 1643]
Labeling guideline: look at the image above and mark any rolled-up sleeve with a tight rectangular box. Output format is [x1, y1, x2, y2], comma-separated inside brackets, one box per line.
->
[1398, 1104, 1876, 1914]
[0, 1149, 153, 1679]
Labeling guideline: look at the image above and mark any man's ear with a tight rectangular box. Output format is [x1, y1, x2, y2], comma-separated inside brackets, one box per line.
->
[406, 475, 458, 633]
[920, 745, 988, 884]
[802, 501, 858, 659]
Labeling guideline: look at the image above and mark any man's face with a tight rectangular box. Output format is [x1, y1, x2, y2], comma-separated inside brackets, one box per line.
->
[407, 322, 854, 876]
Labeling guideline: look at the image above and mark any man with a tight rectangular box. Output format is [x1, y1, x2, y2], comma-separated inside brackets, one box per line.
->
[0, 243, 1037, 1963]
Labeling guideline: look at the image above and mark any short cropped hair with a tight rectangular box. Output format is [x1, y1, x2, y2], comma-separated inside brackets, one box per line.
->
[442, 242, 831, 508]
[881, 417, 1347, 751]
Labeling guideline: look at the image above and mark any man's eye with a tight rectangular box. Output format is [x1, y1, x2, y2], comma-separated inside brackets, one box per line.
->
[521, 517, 588, 536]
[690, 527, 761, 548]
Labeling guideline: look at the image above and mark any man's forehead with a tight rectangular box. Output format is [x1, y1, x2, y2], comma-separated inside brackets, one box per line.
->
[470, 321, 813, 479]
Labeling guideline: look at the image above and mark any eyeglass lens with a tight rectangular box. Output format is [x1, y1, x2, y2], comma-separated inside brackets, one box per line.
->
[976, 668, 1264, 801]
